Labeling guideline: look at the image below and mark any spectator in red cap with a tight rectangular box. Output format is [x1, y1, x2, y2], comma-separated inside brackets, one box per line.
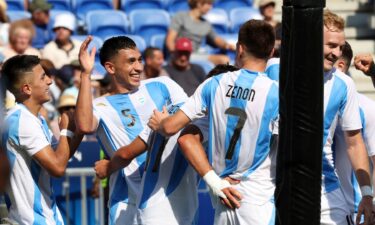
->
[164, 37, 206, 96]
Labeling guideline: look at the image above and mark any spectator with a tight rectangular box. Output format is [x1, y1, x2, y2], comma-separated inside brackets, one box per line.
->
[141, 47, 168, 80]
[28, 0, 52, 48]
[259, 0, 280, 29]
[0, 0, 9, 48]
[2, 19, 41, 60]
[165, 0, 235, 65]
[164, 37, 206, 96]
[42, 14, 82, 69]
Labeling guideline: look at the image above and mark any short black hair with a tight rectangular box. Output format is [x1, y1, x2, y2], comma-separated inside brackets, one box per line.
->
[1, 55, 40, 97]
[341, 41, 353, 67]
[238, 20, 275, 60]
[99, 36, 137, 66]
[143, 47, 162, 60]
[206, 64, 239, 79]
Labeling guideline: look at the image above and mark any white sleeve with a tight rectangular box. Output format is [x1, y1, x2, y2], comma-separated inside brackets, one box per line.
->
[138, 126, 152, 144]
[180, 78, 212, 121]
[339, 79, 362, 131]
[19, 120, 50, 156]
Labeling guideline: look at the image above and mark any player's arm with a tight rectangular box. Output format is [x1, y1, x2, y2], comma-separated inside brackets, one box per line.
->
[178, 124, 242, 209]
[0, 146, 10, 193]
[75, 36, 98, 134]
[165, 29, 178, 53]
[95, 137, 147, 179]
[33, 112, 83, 177]
[354, 53, 375, 88]
[345, 129, 373, 225]
[148, 108, 191, 137]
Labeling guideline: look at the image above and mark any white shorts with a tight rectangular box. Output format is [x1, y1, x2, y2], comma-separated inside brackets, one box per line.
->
[212, 179, 275, 225]
[320, 188, 351, 225]
[109, 201, 138, 225]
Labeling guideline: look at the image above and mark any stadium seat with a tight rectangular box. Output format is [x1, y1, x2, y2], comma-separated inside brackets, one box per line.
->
[191, 59, 214, 75]
[7, 11, 31, 21]
[214, 0, 253, 14]
[167, 0, 189, 14]
[150, 34, 166, 50]
[47, 0, 71, 11]
[48, 10, 77, 34]
[129, 9, 170, 45]
[230, 7, 262, 33]
[103, 34, 147, 53]
[72, 0, 114, 21]
[71, 35, 103, 61]
[121, 0, 164, 14]
[6, 0, 25, 11]
[203, 8, 229, 34]
[86, 10, 129, 40]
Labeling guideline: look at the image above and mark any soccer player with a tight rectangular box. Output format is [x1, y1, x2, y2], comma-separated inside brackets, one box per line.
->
[333, 41, 375, 223]
[75, 36, 187, 225]
[319, 11, 372, 225]
[1, 55, 83, 224]
[149, 19, 279, 224]
[94, 64, 239, 225]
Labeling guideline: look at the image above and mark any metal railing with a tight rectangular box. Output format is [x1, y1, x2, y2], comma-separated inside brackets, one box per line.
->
[64, 168, 105, 225]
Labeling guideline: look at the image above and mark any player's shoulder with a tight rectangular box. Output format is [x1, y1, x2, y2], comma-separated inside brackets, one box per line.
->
[266, 57, 280, 68]
[333, 69, 355, 87]
[141, 76, 174, 86]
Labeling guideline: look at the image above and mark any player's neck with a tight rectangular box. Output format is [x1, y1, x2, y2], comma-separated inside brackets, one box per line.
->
[241, 57, 267, 73]
[21, 100, 42, 116]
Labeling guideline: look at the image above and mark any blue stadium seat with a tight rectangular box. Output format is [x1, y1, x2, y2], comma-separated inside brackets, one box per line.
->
[214, 0, 253, 14]
[191, 59, 214, 75]
[47, 0, 71, 11]
[230, 7, 262, 33]
[86, 10, 129, 40]
[48, 10, 77, 34]
[220, 33, 237, 61]
[129, 9, 170, 45]
[203, 8, 229, 34]
[6, 0, 25, 11]
[71, 35, 103, 61]
[167, 0, 188, 14]
[72, 0, 113, 21]
[150, 34, 166, 50]
[103, 34, 147, 53]
[7, 11, 31, 21]
[121, 0, 164, 14]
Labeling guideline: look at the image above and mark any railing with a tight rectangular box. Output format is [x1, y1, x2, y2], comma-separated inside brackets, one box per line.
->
[64, 168, 105, 225]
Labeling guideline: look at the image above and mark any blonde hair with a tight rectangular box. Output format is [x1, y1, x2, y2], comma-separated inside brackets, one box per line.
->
[323, 10, 345, 32]
[188, 0, 214, 9]
[8, 19, 35, 45]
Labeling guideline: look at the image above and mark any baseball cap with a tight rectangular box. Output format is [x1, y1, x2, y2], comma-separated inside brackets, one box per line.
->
[57, 94, 76, 110]
[53, 13, 76, 32]
[259, 0, 275, 8]
[29, 0, 52, 12]
[175, 37, 193, 52]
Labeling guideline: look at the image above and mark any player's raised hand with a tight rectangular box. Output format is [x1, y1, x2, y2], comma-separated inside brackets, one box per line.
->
[357, 195, 373, 225]
[79, 36, 96, 76]
[354, 54, 375, 77]
[148, 106, 169, 132]
[94, 159, 111, 179]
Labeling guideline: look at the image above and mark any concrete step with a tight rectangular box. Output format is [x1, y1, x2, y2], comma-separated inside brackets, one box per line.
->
[343, 40, 375, 54]
[350, 67, 375, 100]
[345, 27, 375, 39]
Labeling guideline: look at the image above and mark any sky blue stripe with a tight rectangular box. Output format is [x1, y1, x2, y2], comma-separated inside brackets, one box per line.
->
[166, 146, 189, 195]
[244, 83, 278, 177]
[97, 119, 118, 155]
[268, 198, 276, 225]
[201, 74, 224, 165]
[31, 161, 47, 225]
[359, 107, 365, 135]
[323, 76, 347, 192]
[145, 81, 171, 111]
[109, 170, 129, 224]
[265, 64, 280, 82]
[351, 171, 361, 213]
[139, 133, 165, 209]
[221, 70, 257, 177]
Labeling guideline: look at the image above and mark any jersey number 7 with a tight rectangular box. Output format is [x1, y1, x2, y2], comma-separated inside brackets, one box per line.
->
[225, 107, 247, 160]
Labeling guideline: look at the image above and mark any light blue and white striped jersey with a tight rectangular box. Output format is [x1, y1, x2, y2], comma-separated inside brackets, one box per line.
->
[322, 68, 362, 193]
[181, 68, 279, 204]
[334, 93, 375, 213]
[135, 116, 205, 225]
[265, 58, 280, 82]
[1, 104, 63, 225]
[92, 76, 187, 222]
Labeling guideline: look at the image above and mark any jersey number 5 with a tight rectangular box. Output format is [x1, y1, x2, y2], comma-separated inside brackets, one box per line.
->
[225, 107, 247, 160]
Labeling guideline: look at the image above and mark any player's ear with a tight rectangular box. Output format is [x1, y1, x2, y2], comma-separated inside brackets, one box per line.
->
[21, 83, 32, 96]
[104, 61, 115, 75]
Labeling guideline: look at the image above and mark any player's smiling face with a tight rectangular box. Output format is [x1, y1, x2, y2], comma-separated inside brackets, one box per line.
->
[28, 64, 52, 104]
[323, 26, 345, 72]
[112, 48, 143, 92]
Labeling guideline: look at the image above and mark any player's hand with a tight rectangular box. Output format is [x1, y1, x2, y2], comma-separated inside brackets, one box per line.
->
[354, 54, 375, 76]
[79, 35, 96, 76]
[357, 196, 373, 225]
[148, 106, 169, 132]
[94, 159, 111, 179]
[220, 186, 242, 209]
